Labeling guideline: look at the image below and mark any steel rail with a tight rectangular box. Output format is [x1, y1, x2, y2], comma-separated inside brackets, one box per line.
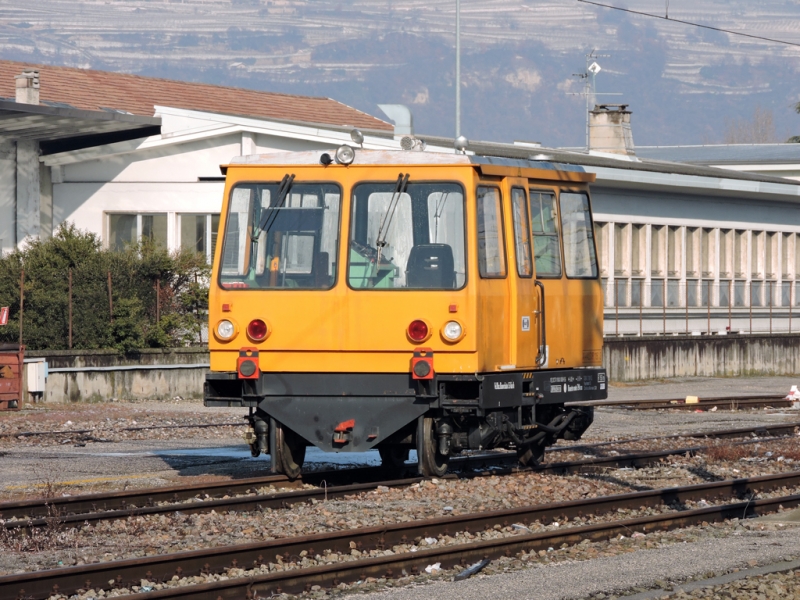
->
[568, 394, 792, 409]
[4, 470, 800, 600]
[0, 453, 514, 524]
[4, 421, 798, 525]
[0, 421, 245, 439]
[0, 439, 784, 531]
[549, 421, 800, 453]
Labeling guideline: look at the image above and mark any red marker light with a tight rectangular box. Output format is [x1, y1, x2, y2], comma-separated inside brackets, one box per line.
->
[247, 319, 268, 341]
[407, 319, 429, 342]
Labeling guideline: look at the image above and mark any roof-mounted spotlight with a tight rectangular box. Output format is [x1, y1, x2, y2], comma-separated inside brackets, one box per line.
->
[454, 135, 469, 154]
[335, 144, 356, 165]
[350, 128, 364, 147]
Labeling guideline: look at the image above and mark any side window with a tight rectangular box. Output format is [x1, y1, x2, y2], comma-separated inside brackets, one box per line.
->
[511, 187, 532, 277]
[530, 191, 562, 278]
[560, 192, 599, 279]
[477, 186, 507, 278]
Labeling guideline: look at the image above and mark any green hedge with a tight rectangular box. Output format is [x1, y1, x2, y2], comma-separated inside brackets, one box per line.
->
[0, 223, 210, 353]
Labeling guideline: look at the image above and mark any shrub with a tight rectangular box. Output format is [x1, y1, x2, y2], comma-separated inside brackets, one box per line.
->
[0, 223, 210, 352]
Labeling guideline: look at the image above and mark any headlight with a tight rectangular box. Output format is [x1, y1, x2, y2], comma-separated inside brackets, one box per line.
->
[442, 320, 463, 342]
[216, 320, 235, 340]
[335, 144, 355, 165]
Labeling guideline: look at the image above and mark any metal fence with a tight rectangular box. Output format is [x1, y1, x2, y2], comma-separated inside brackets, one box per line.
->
[604, 279, 800, 336]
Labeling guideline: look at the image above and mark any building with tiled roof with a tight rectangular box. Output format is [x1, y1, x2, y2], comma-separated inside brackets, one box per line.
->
[0, 60, 403, 257]
[0, 60, 393, 132]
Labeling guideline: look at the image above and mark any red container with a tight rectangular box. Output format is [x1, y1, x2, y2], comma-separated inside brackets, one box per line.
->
[0, 344, 24, 410]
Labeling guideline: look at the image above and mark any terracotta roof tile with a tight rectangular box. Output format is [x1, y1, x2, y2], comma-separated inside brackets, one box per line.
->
[0, 60, 393, 132]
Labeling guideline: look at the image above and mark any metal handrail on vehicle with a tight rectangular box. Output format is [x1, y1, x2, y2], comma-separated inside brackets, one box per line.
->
[535, 280, 546, 367]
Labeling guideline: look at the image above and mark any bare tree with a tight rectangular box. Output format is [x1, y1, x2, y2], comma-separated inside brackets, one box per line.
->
[724, 106, 777, 144]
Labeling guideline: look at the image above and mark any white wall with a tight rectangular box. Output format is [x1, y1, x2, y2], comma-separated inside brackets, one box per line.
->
[61, 135, 241, 183]
[593, 187, 800, 232]
[54, 181, 224, 248]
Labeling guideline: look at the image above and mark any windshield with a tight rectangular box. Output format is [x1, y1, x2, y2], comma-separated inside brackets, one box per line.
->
[219, 181, 341, 289]
[348, 181, 466, 289]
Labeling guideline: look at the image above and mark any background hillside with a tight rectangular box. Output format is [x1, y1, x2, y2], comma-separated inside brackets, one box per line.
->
[2, 0, 800, 147]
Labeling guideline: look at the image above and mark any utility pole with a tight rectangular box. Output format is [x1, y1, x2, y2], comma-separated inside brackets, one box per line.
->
[455, 0, 461, 138]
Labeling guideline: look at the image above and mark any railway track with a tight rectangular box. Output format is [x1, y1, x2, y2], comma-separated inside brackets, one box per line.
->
[4, 470, 800, 600]
[3, 421, 798, 527]
[569, 394, 795, 410]
[0, 421, 245, 439]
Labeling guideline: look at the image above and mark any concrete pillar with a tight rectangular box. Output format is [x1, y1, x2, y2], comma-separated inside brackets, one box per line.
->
[39, 163, 53, 240]
[0, 141, 16, 254]
[241, 131, 257, 156]
[16, 139, 40, 248]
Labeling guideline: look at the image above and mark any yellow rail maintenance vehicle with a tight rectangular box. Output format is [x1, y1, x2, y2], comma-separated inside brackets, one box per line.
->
[205, 142, 607, 478]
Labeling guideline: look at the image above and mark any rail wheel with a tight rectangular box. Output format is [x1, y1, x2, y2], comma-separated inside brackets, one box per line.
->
[516, 443, 545, 467]
[417, 417, 449, 477]
[273, 423, 306, 480]
[379, 446, 409, 469]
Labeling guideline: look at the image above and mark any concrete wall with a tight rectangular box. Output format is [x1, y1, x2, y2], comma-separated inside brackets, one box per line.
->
[604, 333, 800, 382]
[22, 335, 800, 403]
[26, 348, 209, 403]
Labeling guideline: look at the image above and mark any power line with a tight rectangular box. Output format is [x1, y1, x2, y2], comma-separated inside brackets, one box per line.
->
[576, 0, 800, 49]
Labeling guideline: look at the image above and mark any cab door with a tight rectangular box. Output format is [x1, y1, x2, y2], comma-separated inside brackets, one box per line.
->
[506, 179, 541, 368]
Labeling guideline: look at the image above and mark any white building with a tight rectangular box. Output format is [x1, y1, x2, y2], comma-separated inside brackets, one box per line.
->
[0, 60, 403, 259]
[4, 61, 800, 336]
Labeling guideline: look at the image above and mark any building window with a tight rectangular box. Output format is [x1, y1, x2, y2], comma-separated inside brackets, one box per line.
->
[752, 232, 764, 278]
[734, 230, 747, 278]
[719, 229, 732, 278]
[667, 226, 681, 277]
[631, 224, 645, 276]
[686, 227, 699, 278]
[766, 232, 778, 279]
[782, 232, 793, 279]
[614, 223, 629, 276]
[795, 234, 800, 281]
[701, 228, 714, 278]
[108, 213, 167, 250]
[595, 221, 609, 276]
[651, 225, 665, 277]
[180, 213, 220, 263]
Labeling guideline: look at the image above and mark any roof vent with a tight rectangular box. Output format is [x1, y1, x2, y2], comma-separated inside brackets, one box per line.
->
[15, 69, 39, 105]
[378, 104, 413, 137]
[589, 104, 635, 156]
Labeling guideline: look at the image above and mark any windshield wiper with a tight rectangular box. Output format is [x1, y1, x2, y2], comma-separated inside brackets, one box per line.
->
[252, 173, 295, 239]
[374, 173, 409, 258]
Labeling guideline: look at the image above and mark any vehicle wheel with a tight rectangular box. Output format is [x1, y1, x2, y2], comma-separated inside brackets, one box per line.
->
[273, 423, 306, 480]
[379, 446, 409, 469]
[516, 443, 545, 467]
[417, 417, 449, 477]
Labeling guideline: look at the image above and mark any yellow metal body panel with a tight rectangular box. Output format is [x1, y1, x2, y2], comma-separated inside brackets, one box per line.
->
[209, 156, 603, 375]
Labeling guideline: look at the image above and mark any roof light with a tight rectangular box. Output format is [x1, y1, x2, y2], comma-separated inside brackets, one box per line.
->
[335, 144, 355, 165]
[350, 129, 364, 146]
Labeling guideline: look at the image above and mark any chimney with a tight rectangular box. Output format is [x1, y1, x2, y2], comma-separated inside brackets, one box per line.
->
[15, 69, 39, 105]
[589, 104, 635, 156]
